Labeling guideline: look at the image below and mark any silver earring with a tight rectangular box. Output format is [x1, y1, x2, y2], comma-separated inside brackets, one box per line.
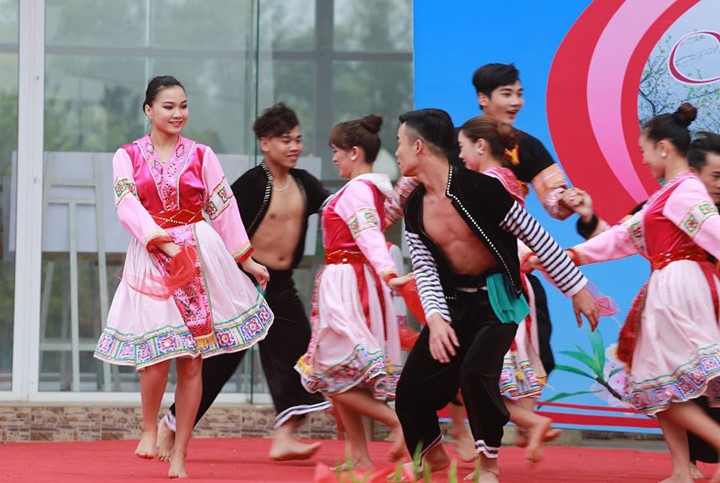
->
[351, 155, 357, 161]
[479, 149, 485, 155]
[661, 151, 667, 158]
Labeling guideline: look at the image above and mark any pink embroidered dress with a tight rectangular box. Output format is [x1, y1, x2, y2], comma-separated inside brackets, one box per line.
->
[94, 135, 273, 370]
[484, 167, 546, 399]
[296, 173, 402, 399]
[571, 170, 720, 414]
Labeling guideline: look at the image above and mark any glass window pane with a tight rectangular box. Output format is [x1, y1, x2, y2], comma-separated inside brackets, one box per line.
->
[42, 0, 256, 393]
[333, 60, 413, 179]
[257, 59, 317, 154]
[334, 0, 412, 53]
[47, 0, 253, 50]
[46, 0, 148, 47]
[152, 0, 252, 51]
[0, 0, 18, 44]
[36, 0, 414, 397]
[259, 0, 316, 51]
[44, 56, 147, 152]
[152, 58, 253, 154]
[0, 0, 18, 392]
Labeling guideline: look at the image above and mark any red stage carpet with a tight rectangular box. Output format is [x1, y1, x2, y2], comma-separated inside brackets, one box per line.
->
[0, 437, 716, 482]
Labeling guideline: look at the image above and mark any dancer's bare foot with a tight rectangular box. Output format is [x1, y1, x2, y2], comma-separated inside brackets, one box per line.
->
[156, 417, 175, 463]
[388, 426, 407, 462]
[516, 425, 560, 448]
[688, 462, 705, 479]
[515, 428, 529, 448]
[544, 428, 562, 443]
[168, 450, 188, 479]
[465, 455, 500, 482]
[386, 462, 417, 482]
[417, 444, 451, 475]
[269, 438, 322, 461]
[387, 445, 451, 482]
[659, 472, 693, 483]
[135, 430, 157, 459]
[332, 456, 375, 481]
[464, 469, 500, 482]
[388, 462, 416, 482]
[333, 456, 374, 472]
[525, 416, 554, 465]
[450, 424, 477, 462]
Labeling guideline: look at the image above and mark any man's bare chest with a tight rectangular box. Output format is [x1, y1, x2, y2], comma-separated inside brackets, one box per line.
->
[265, 185, 304, 223]
[422, 198, 475, 244]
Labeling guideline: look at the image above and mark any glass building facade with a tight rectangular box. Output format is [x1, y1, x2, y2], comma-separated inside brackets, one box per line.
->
[1, 0, 412, 403]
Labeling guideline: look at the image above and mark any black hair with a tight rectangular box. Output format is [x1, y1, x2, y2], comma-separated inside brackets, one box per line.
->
[471, 63, 520, 97]
[329, 114, 383, 163]
[641, 102, 698, 155]
[688, 131, 720, 172]
[143, 75, 185, 111]
[253, 102, 300, 139]
[398, 108, 455, 155]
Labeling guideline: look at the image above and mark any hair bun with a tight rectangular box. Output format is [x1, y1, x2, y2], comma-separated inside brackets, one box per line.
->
[672, 102, 697, 128]
[360, 114, 383, 134]
[497, 123, 520, 151]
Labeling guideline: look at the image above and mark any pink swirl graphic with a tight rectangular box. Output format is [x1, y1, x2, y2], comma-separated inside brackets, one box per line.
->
[547, 0, 700, 222]
[587, 0, 677, 203]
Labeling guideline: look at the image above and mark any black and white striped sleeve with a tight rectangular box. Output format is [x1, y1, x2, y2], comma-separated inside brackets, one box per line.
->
[500, 201, 587, 296]
[405, 231, 451, 322]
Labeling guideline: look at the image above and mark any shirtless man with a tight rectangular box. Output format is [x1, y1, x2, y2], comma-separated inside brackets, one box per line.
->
[391, 108, 599, 482]
[157, 103, 331, 461]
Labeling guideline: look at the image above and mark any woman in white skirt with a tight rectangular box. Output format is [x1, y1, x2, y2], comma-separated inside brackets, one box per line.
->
[534, 103, 720, 483]
[295, 115, 404, 470]
[94, 76, 272, 478]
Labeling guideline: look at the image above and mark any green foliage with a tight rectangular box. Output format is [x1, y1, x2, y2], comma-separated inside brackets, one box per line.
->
[549, 327, 626, 404]
[556, 326, 607, 380]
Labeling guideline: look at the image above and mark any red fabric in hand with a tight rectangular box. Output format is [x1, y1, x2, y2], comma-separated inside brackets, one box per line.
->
[126, 245, 198, 300]
[398, 277, 426, 326]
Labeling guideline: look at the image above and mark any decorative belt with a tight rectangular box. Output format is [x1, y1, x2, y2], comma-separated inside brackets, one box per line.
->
[324, 249, 387, 333]
[650, 247, 708, 271]
[152, 209, 204, 229]
[651, 246, 718, 319]
[325, 249, 368, 265]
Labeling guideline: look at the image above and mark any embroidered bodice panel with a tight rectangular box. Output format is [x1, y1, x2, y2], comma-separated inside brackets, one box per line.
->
[129, 134, 204, 214]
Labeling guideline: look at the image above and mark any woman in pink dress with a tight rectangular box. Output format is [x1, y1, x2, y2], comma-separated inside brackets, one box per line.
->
[94, 76, 273, 478]
[295, 115, 404, 470]
[457, 116, 560, 466]
[536, 104, 720, 483]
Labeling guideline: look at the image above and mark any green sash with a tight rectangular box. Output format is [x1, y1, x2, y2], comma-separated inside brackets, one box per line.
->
[486, 272, 529, 324]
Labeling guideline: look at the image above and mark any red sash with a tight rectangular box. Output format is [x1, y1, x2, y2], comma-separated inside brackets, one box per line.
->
[151, 208, 204, 228]
[325, 249, 388, 334]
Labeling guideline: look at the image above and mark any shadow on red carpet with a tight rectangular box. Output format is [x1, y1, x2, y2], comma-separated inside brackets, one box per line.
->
[0, 437, 717, 482]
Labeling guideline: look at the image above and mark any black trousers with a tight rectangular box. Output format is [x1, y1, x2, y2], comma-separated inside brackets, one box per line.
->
[395, 288, 518, 459]
[689, 396, 720, 463]
[169, 268, 329, 428]
[527, 273, 555, 375]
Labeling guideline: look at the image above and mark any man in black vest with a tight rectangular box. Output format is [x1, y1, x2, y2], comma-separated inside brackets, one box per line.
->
[392, 108, 598, 481]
